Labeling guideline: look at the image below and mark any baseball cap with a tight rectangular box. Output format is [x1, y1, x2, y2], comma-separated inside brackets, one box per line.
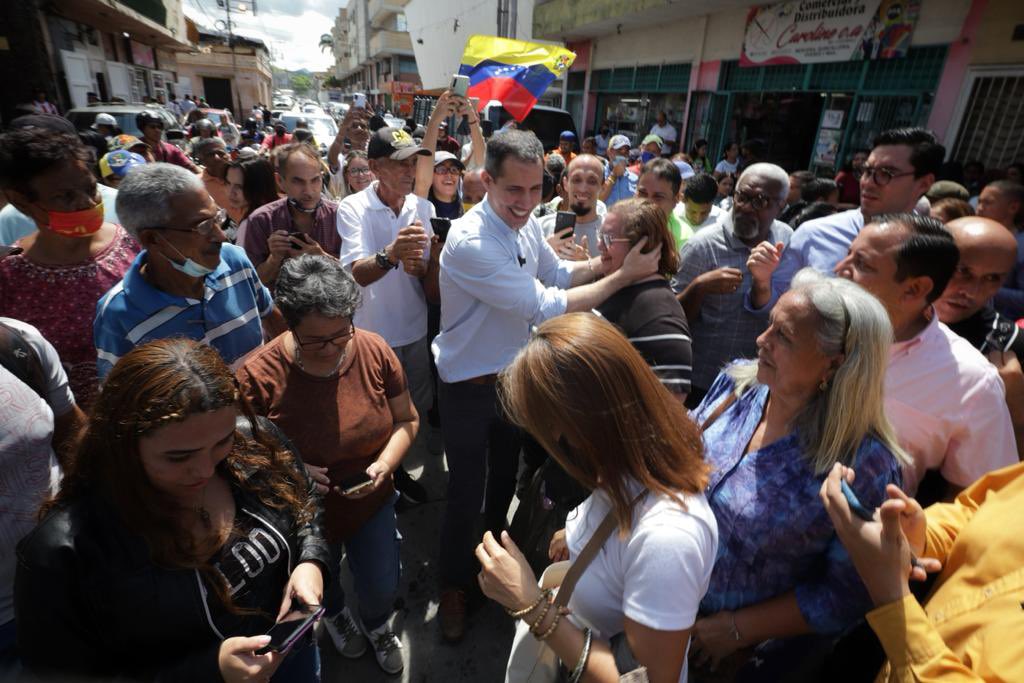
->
[641, 134, 663, 147]
[8, 114, 77, 135]
[367, 126, 431, 161]
[559, 130, 576, 141]
[98, 150, 146, 179]
[609, 134, 631, 150]
[674, 160, 695, 179]
[109, 134, 149, 153]
[434, 151, 465, 169]
[926, 180, 970, 202]
[92, 113, 117, 128]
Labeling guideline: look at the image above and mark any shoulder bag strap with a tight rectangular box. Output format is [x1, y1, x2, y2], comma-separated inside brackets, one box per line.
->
[699, 391, 737, 433]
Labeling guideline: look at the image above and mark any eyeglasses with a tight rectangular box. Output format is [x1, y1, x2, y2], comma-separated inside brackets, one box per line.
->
[732, 191, 773, 211]
[434, 166, 462, 176]
[598, 233, 632, 249]
[294, 325, 355, 350]
[153, 209, 229, 237]
[859, 165, 916, 186]
[347, 167, 372, 177]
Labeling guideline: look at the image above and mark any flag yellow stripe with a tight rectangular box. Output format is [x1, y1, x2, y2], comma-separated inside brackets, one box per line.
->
[462, 34, 575, 77]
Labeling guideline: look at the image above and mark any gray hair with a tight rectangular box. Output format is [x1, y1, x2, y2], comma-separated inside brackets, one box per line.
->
[275, 255, 362, 327]
[115, 162, 204, 238]
[192, 136, 225, 159]
[728, 268, 908, 473]
[485, 130, 544, 179]
[739, 162, 791, 202]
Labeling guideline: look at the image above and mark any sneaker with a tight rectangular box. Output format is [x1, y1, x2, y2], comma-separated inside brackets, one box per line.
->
[393, 466, 428, 506]
[324, 607, 367, 659]
[364, 621, 404, 674]
[439, 588, 466, 643]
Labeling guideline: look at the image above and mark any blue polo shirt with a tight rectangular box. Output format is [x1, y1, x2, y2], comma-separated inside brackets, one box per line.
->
[94, 243, 273, 380]
[603, 166, 638, 208]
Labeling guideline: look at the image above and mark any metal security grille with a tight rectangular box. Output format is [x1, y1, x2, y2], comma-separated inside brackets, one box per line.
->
[950, 72, 1024, 169]
[845, 94, 930, 153]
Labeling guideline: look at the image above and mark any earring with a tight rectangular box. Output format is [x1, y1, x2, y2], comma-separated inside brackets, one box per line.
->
[819, 379, 829, 392]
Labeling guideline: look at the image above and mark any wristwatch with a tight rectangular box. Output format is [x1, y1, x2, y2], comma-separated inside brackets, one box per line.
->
[375, 248, 398, 270]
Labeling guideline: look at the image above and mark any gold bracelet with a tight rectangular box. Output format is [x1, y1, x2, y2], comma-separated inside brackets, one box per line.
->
[535, 610, 562, 641]
[506, 588, 550, 619]
[528, 597, 554, 633]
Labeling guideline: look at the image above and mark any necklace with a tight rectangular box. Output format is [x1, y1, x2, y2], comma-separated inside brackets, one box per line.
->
[197, 485, 212, 529]
[293, 336, 346, 377]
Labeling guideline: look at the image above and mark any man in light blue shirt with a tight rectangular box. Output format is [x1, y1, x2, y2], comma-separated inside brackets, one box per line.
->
[599, 134, 637, 208]
[430, 129, 659, 642]
[746, 127, 943, 313]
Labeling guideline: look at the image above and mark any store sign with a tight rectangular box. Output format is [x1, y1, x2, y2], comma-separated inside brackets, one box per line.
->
[741, 0, 920, 67]
[130, 40, 155, 69]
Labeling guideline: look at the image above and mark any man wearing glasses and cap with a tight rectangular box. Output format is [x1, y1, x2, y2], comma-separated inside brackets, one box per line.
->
[599, 134, 638, 208]
[746, 127, 943, 313]
[94, 162, 279, 380]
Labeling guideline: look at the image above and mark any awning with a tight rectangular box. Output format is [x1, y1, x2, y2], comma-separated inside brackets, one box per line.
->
[49, 0, 195, 52]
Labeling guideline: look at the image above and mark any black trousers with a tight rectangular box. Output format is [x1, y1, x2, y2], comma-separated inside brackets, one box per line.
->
[438, 379, 523, 589]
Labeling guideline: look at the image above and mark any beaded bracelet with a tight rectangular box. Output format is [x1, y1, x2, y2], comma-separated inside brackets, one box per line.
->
[529, 597, 554, 634]
[506, 589, 551, 619]
[568, 628, 593, 683]
[535, 610, 562, 641]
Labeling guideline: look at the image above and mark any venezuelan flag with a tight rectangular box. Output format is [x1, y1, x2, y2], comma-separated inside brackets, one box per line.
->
[459, 35, 575, 122]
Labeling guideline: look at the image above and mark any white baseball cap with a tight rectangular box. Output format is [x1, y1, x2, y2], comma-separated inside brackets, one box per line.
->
[93, 113, 117, 128]
[609, 134, 631, 150]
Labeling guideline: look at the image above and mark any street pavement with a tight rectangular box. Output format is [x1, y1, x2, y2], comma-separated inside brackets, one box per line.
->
[319, 430, 518, 682]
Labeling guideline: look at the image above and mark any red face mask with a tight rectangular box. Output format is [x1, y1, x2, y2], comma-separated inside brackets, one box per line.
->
[44, 201, 105, 237]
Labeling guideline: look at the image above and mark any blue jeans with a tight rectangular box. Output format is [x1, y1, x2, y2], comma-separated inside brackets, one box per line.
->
[272, 635, 320, 682]
[324, 496, 401, 631]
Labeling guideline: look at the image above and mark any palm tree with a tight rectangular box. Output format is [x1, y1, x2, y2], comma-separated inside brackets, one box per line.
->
[319, 34, 333, 53]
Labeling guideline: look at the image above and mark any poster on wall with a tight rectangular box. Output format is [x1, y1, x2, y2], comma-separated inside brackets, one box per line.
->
[741, 0, 920, 67]
[813, 127, 843, 166]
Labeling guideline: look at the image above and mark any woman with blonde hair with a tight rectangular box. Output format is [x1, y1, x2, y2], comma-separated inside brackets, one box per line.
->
[477, 313, 718, 683]
[688, 268, 908, 679]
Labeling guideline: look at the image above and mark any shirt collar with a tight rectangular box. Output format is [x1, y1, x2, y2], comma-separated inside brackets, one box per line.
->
[122, 248, 233, 313]
[480, 197, 525, 244]
[367, 181, 415, 215]
[890, 307, 939, 358]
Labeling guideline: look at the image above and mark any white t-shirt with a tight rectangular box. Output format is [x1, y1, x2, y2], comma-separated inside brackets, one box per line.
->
[337, 183, 435, 348]
[714, 159, 738, 176]
[564, 484, 718, 683]
[537, 201, 607, 257]
[673, 203, 722, 232]
[649, 123, 678, 154]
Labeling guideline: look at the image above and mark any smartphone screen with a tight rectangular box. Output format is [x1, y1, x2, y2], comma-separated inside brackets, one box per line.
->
[554, 211, 577, 238]
[256, 604, 325, 655]
[430, 217, 451, 241]
[288, 232, 306, 250]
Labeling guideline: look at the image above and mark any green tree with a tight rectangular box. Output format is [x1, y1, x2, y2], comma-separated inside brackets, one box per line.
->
[291, 74, 313, 95]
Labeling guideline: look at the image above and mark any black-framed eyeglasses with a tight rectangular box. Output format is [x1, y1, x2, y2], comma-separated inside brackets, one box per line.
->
[146, 209, 229, 237]
[434, 166, 462, 177]
[860, 165, 916, 186]
[733, 190, 773, 211]
[294, 324, 355, 350]
[348, 167, 372, 177]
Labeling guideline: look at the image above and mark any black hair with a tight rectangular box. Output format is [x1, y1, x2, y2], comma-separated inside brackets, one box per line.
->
[683, 174, 718, 204]
[987, 180, 1024, 224]
[873, 212, 959, 303]
[0, 129, 92, 198]
[872, 127, 945, 178]
[741, 139, 766, 159]
[801, 178, 838, 203]
[790, 170, 816, 185]
[485, 130, 545, 180]
[793, 201, 838, 228]
[640, 158, 682, 195]
[689, 139, 709, 158]
[227, 156, 279, 220]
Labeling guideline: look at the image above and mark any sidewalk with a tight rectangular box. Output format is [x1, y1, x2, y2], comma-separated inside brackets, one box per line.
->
[320, 432, 517, 681]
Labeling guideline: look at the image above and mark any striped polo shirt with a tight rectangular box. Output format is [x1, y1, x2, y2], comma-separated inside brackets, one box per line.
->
[94, 244, 273, 380]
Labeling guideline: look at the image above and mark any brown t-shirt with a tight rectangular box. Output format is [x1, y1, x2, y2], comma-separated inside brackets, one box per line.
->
[236, 329, 405, 541]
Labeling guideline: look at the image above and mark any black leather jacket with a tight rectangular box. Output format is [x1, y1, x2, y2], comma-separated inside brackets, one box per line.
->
[14, 417, 330, 682]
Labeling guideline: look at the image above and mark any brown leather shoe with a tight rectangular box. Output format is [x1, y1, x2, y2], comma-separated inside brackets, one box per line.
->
[439, 588, 467, 643]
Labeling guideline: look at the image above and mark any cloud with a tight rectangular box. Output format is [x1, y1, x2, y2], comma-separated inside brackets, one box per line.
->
[184, 2, 338, 72]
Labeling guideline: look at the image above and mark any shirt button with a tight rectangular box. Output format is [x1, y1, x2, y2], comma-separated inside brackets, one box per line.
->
[983, 587, 995, 598]
[933, 611, 944, 621]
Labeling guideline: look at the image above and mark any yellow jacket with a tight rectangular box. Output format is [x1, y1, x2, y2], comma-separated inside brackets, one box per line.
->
[868, 462, 1024, 682]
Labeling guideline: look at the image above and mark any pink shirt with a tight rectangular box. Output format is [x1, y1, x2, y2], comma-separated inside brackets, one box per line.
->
[885, 312, 1017, 493]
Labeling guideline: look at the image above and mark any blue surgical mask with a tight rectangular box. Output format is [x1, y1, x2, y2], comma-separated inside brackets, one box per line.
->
[640, 151, 656, 164]
[157, 235, 216, 278]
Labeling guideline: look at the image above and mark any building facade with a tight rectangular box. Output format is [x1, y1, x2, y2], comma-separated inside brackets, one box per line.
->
[177, 23, 273, 116]
[536, 0, 1021, 174]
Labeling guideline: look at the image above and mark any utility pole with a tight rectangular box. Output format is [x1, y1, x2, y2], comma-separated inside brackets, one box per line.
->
[216, 0, 257, 116]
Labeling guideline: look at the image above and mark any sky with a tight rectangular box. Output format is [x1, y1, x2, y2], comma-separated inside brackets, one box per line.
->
[183, 0, 340, 72]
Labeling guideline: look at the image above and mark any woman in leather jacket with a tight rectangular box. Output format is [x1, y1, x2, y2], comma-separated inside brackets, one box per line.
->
[14, 338, 331, 682]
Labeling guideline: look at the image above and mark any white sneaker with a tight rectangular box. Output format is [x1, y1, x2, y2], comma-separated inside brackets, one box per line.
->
[324, 607, 367, 658]
[363, 620, 404, 674]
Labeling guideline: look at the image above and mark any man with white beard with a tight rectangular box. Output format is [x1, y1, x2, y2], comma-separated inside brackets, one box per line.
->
[672, 163, 792, 406]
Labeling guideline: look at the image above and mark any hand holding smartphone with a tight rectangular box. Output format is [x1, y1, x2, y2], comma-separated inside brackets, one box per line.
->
[256, 604, 325, 655]
[337, 471, 374, 497]
[554, 211, 577, 239]
[430, 217, 451, 242]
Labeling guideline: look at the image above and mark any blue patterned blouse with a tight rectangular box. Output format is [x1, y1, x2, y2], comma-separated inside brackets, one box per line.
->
[693, 364, 903, 635]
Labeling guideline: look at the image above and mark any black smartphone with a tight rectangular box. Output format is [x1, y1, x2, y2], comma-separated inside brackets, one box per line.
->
[554, 211, 577, 238]
[337, 471, 373, 496]
[288, 231, 307, 250]
[430, 217, 452, 241]
[256, 604, 325, 655]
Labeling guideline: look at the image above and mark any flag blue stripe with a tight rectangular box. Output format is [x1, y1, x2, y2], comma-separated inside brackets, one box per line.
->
[459, 60, 556, 100]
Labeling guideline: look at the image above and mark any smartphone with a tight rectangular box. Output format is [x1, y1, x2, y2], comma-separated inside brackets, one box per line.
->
[430, 216, 452, 242]
[354, 93, 367, 109]
[1, 246, 24, 260]
[840, 479, 875, 521]
[338, 471, 373, 496]
[288, 231, 307, 250]
[256, 604, 325, 655]
[451, 74, 470, 98]
[554, 211, 577, 238]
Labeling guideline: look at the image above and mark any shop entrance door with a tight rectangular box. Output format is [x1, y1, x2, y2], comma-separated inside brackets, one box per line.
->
[202, 77, 232, 111]
[727, 91, 823, 171]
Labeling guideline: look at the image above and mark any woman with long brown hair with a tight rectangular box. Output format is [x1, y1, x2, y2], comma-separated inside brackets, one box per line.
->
[15, 338, 330, 682]
[477, 313, 718, 683]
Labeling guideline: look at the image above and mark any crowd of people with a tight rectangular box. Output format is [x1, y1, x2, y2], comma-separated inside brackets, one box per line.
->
[1, 86, 1023, 683]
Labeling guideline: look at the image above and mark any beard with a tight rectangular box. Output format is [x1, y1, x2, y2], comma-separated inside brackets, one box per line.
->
[730, 211, 761, 241]
[570, 201, 592, 217]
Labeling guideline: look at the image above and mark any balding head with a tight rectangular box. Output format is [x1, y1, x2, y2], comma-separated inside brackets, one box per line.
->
[462, 168, 485, 206]
[563, 154, 605, 218]
[936, 216, 1018, 324]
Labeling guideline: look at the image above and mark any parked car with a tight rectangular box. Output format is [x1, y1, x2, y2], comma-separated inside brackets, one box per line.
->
[277, 113, 338, 157]
[65, 103, 183, 139]
[480, 102, 577, 153]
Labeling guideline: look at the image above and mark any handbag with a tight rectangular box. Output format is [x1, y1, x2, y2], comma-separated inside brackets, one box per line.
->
[505, 391, 738, 683]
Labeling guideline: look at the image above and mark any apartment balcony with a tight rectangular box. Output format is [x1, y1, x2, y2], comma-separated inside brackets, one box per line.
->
[369, 29, 414, 58]
[369, 0, 408, 29]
